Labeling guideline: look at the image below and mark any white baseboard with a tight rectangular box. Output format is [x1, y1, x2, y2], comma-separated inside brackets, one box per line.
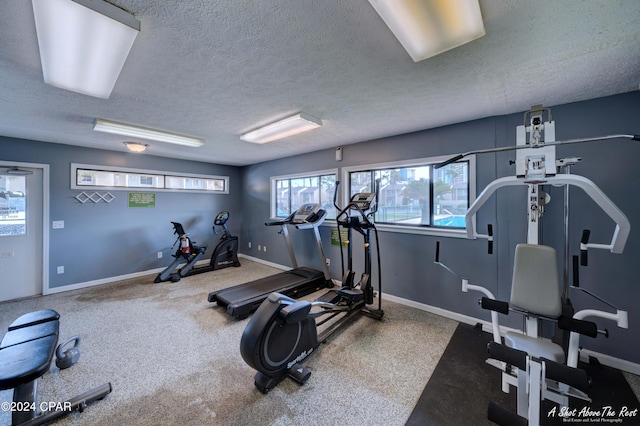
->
[383, 292, 496, 332]
[44, 267, 165, 295]
[45, 254, 286, 295]
[238, 253, 292, 271]
[383, 293, 640, 376]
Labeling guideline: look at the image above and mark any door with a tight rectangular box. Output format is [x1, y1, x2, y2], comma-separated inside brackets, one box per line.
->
[0, 166, 43, 301]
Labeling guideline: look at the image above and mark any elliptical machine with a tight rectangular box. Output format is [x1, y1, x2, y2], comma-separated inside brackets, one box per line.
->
[239, 182, 383, 393]
[154, 211, 240, 283]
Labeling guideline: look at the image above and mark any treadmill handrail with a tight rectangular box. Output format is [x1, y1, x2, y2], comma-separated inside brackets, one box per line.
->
[294, 209, 327, 229]
[265, 209, 327, 228]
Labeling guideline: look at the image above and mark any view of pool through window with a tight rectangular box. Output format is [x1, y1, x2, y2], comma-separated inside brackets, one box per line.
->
[349, 161, 468, 229]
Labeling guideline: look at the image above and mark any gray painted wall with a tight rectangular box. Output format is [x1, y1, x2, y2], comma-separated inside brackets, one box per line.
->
[240, 92, 640, 364]
[0, 137, 242, 287]
[1, 92, 638, 365]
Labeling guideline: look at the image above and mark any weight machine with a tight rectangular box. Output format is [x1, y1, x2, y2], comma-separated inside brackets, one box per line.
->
[435, 105, 637, 424]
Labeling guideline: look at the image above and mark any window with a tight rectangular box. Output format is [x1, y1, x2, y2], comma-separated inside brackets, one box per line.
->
[72, 164, 228, 193]
[344, 155, 475, 235]
[271, 170, 337, 219]
[0, 174, 26, 236]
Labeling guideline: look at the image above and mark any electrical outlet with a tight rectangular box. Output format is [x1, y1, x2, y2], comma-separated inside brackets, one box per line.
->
[258, 245, 261, 251]
[263, 245, 266, 252]
[157, 251, 163, 259]
[57, 266, 64, 274]
[325, 258, 330, 266]
[248, 242, 252, 249]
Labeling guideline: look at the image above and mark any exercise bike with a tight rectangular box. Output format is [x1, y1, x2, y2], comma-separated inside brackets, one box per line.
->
[154, 211, 240, 283]
[239, 182, 383, 393]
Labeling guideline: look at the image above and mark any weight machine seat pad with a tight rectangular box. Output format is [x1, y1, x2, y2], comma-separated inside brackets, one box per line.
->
[504, 332, 565, 363]
[1, 321, 59, 349]
[510, 244, 562, 318]
[0, 334, 58, 390]
[8, 309, 60, 331]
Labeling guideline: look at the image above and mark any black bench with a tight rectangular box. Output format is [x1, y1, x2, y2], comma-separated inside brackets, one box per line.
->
[0, 309, 112, 426]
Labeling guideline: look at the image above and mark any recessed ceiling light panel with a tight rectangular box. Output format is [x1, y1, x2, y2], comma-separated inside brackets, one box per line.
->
[94, 119, 205, 147]
[368, 0, 485, 62]
[32, 0, 140, 98]
[241, 113, 323, 144]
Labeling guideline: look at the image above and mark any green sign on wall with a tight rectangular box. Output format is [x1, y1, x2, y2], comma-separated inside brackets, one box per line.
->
[330, 229, 349, 246]
[128, 192, 156, 208]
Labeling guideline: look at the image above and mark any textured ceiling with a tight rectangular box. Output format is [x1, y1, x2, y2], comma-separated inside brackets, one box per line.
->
[1, 0, 639, 166]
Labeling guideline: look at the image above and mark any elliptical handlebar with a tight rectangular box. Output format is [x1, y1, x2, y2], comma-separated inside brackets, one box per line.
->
[333, 180, 341, 212]
[370, 178, 380, 216]
[335, 202, 373, 227]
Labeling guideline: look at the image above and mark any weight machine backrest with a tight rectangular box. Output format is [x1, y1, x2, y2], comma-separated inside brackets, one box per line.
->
[510, 244, 562, 318]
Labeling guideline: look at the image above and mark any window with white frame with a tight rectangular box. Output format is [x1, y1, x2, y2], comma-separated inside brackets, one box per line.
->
[271, 170, 338, 219]
[72, 164, 228, 193]
[343, 155, 474, 234]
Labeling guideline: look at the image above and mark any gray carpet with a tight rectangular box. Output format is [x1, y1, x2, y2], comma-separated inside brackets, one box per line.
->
[0, 259, 459, 425]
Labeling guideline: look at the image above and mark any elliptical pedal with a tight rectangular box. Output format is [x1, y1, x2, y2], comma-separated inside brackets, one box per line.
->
[288, 363, 312, 384]
[315, 290, 342, 304]
[335, 288, 364, 304]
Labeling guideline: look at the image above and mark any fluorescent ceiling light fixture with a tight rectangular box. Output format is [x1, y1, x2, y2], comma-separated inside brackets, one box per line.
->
[368, 0, 485, 62]
[241, 113, 323, 144]
[32, 0, 140, 99]
[94, 119, 205, 147]
[123, 142, 149, 153]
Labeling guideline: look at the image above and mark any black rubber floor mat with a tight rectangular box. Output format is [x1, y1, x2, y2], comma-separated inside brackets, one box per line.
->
[406, 323, 640, 425]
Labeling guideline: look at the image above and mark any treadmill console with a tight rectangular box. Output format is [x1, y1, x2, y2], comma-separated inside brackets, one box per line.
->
[292, 203, 323, 224]
[350, 192, 376, 212]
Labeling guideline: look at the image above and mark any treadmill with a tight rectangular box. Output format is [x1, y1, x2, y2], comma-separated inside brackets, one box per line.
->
[207, 203, 333, 319]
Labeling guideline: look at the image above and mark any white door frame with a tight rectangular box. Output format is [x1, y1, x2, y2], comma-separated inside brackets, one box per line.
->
[0, 160, 50, 296]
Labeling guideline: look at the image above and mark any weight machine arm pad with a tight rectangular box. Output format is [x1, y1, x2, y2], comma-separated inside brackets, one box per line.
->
[487, 341, 527, 371]
[544, 358, 591, 394]
[481, 297, 509, 315]
[487, 401, 528, 426]
[558, 316, 598, 338]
